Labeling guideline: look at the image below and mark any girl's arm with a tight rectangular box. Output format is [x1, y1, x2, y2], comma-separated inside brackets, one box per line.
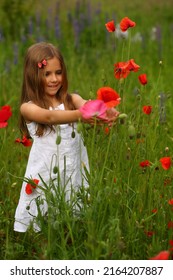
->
[71, 93, 87, 108]
[20, 103, 82, 124]
[71, 93, 119, 125]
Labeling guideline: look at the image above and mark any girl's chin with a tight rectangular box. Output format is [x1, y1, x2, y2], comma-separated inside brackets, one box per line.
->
[47, 86, 60, 94]
[46, 89, 58, 95]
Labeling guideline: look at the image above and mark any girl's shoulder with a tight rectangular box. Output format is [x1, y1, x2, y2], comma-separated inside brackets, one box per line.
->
[20, 102, 47, 124]
[71, 93, 87, 109]
[20, 101, 35, 112]
[20, 102, 37, 124]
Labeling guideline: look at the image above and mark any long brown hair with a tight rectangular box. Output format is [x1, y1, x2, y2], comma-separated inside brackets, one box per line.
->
[19, 42, 75, 137]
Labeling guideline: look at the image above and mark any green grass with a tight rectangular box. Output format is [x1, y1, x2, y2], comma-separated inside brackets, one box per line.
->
[1, 0, 173, 260]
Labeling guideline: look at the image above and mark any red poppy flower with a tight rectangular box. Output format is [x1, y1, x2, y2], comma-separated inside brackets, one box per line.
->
[138, 73, 148, 85]
[150, 250, 170, 260]
[169, 240, 173, 247]
[105, 20, 116, 32]
[168, 221, 173, 229]
[152, 208, 158, 213]
[97, 87, 121, 108]
[114, 61, 130, 79]
[0, 105, 12, 128]
[127, 59, 140, 72]
[114, 59, 140, 79]
[139, 160, 151, 168]
[15, 135, 32, 147]
[142, 105, 152, 115]
[25, 179, 39, 195]
[144, 230, 155, 237]
[120, 17, 136, 32]
[104, 126, 110, 135]
[160, 157, 171, 170]
[168, 199, 173, 205]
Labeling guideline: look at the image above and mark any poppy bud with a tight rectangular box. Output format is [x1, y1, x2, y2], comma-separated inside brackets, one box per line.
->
[53, 166, 58, 174]
[53, 221, 60, 230]
[77, 122, 83, 133]
[128, 124, 136, 139]
[138, 74, 147, 85]
[71, 131, 76, 138]
[56, 135, 61, 145]
[118, 113, 128, 119]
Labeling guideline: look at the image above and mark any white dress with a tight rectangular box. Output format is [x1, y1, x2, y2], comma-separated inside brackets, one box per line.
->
[14, 104, 89, 232]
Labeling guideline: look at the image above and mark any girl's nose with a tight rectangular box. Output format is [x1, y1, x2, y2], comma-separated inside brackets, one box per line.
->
[51, 74, 58, 81]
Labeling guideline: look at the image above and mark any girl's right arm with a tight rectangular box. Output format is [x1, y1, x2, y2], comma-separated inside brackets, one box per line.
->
[20, 103, 82, 124]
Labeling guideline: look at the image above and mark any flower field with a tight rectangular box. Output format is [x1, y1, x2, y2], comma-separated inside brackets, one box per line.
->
[1, 0, 173, 260]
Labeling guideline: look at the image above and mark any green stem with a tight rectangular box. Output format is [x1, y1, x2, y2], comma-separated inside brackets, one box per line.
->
[89, 119, 97, 180]
[4, 223, 9, 259]
[99, 126, 113, 184]
[127, 30, 131, 60]
[0, 129, 7, 153]
[154, 63, 162, 92]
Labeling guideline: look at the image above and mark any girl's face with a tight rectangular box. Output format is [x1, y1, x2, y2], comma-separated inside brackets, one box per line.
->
[43, 57, 63, 99]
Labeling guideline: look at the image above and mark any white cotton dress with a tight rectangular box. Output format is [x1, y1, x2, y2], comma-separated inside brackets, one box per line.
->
[14, 104, 89, 232]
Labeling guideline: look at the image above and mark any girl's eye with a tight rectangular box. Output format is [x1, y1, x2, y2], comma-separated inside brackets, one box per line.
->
[44, 70, 62, 76]
[56, 70, 62, 75]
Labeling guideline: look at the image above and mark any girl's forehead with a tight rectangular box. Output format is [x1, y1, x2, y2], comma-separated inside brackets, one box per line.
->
[46, 57, 61, 69]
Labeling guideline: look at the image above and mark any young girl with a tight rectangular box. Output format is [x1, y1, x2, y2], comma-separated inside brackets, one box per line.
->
[14, 42, 117, 232]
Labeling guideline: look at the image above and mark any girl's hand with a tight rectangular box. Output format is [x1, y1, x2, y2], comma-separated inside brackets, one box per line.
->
[81, 108, 120, 126]
[105, 108, 120, 126]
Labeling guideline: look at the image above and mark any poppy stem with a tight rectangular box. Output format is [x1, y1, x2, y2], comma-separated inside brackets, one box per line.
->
[127, 30, 132, 60]
[99, 125, 114, 184]
[89, 118, 97, 181]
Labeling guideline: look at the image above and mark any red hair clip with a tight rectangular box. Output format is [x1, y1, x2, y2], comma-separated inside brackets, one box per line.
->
[38, 59, 47, 69]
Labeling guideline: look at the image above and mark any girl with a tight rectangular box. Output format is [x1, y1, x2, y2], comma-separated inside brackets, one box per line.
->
[14, 42, 117, 232]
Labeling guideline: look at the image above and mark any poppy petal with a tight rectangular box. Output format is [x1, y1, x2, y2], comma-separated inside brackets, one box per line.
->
[120, 17, 136, 32]
[138, 73, 148, 85]
[97, 87, 121, 108]
[160, 157, 171, 170]
[105, 20, 116, 32]
[150, 251, 170, 260]
[79, 100, 107, 120]
[0, 122, 8, 128]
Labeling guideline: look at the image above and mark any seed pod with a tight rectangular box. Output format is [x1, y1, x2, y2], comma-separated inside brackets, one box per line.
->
[53, 166, 58, 174]
[53, 221, 60, 230]
[77, 122, 83, 133]
[56, 135, 61, 145]
[128, 124, 136, 139]
[118, 113, 128, 119]
[71, 131, 76, 138]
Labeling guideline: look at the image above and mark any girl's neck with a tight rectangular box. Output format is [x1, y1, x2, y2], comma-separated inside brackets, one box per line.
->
[49, 96, 62, 108]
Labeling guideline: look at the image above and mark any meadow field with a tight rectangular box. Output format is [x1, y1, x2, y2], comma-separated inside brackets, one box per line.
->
[1, 0, 173, 260]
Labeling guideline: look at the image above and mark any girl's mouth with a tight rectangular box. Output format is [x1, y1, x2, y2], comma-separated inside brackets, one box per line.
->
[49, 84, 59, 88]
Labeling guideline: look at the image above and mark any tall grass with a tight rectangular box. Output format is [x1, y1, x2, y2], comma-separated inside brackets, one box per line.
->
[1, 0, 173, 260]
